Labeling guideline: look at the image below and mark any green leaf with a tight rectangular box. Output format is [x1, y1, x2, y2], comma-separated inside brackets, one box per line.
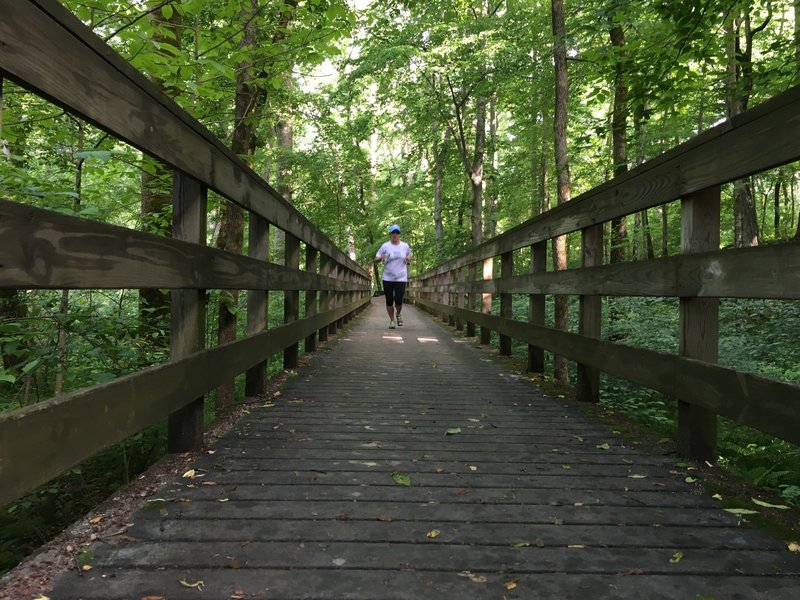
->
[0, 372, 16, 384]
[669, 551, 683, 564]
[392, 473, 411, 487]
[162, 4, 173, 19]
[751, 498, 790, 510]
[445, 427, 461, 435]
[723, 508, 760, 515]
[21, 359, 41, 375]
[595, 443, 610, 450]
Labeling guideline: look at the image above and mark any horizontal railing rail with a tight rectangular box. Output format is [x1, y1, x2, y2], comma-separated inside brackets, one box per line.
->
[410, 83, 800, 459]
[0, 0, 370, 507]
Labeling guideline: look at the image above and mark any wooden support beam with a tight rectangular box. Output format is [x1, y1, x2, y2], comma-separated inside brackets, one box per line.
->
[246, 214, 269, 396]
[528, 242, 546, 373]
[499, 251, 513, 355]
[678, 186, 720, 461]
[168, 172, 206, 452]
[466, 263, 477, 337]
[304, 245, 319, 353]
[318, 254, 331, 342]
[283, 234, 300, 369]
[480, 258, 493, 345]
[577, 225, 603, 402]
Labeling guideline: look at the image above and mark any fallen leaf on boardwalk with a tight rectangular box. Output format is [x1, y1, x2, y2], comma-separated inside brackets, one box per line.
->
[81, 565, 92, 572]
[712, 493, 723, 500]
[574, 502, 585, 507]
[628, 474, 647, 479]
[561, 464, 571, 470]
[89, 516, 102, 524]
[206, 449, 216, 455]
[788, 541, 800, 553]
[617, 568, 644, 576]
[468, 465, 478, 471]
[458, 489, 469, 496]
[596, 443, 610, 450]
[445, 427, 462, 435]
[573, 435, 584, 442]
[622, 459, 633, 464]
[468, 418, 481, 423]
[392, 473, 412, 486]
[377, 514, 393, 522]
[568, 545, 585, 549]
[669, 552, 684, 564]
[273, 391, 281, 397]
[458, 571, 487, 583]
[31, 597, 51, 600]
[553, 518, 563, 526]
[182, 469, 196, 478]
[201, 481, 218, 486]
[503, 580, 518, 590]
[289, 399, 304, 404]
[435, 468, 445, 473]
[230, 590, 246, 600]
[723, 508, 759, 515]
[751, 498, 790, 510]
[217, 498, 229, 503]
[335, 512, 350, 520]
[141, 596, 166, 600]
[426, 530, 441, 538]
[228, 559, 241, 569]
[685, 477, 697, 483]
[512, 542, 530, 548]
[180, 579, 204, 589]
[263, 402, 275, 408]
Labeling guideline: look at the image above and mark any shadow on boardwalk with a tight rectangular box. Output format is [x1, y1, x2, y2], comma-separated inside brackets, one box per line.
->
[50, 301, 800, 599]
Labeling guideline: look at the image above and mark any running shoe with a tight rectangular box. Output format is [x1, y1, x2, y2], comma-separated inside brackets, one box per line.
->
[389, 320, 396, 329]
[396, 315, 403, 326]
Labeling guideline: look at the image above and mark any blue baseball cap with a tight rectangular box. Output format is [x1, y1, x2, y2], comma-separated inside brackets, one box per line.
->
[389, 224, 401, 233]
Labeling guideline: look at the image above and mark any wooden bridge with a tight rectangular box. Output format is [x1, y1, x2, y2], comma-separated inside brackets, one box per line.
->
[1, 1, 800, 598]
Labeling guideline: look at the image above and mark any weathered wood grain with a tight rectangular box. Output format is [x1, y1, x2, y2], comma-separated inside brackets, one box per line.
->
[0, 200, 367, 293]
[0, 0, 365, 279]
[418, 242, 800, 299]
[0, 296, 369, 507]
[415, 298, 800, 446]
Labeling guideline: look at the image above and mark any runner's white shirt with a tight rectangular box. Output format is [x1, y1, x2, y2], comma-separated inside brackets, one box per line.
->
[376, 241, 412, 282]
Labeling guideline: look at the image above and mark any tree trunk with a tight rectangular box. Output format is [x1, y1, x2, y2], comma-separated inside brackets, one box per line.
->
[609, 21, 627, 264]
[484, 91, 498, 239]
[139, 1, 181, 324]
[215, 0, 265, 408]
[552, 0, 570, 384]
[725, 10, 761, 248]
[470, 95, 487, 246]
[433, 125, 448, 261]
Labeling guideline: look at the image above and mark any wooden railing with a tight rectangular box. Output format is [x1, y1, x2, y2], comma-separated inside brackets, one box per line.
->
[410, 84, 800, 460]
[0, 0, 370, 507]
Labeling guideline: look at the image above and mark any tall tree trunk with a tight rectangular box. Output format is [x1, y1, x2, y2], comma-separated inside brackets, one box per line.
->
[539, 111, 551, 215]
[470, 95, 487, 246]
[551, 0, 570, 384]
[433, 124, 448, 261]
[484, 91, 499, 239]
[215, 0, 264, 408]
[609, 20, 628, 264]
[725, 9, 763, 247]
[140, 1, 182, 324]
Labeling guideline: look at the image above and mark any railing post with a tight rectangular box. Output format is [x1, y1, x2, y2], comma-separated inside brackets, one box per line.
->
[168, 172, 206, 452]
[480, 257, 493, 345]
[304, 245, 318, 353]
[455, 266, 465, 331]
[329, 263, 339, 335]
[318, 254, 331, 342]
[577, 225, 602, 402]
[528, 241, 546, 372]
[679, 186, 720, 461]
[245, 214, 269, 396]
[284, 233, 300, 369]
[466, 262, 477, 337]
[499, 251, 513, 355]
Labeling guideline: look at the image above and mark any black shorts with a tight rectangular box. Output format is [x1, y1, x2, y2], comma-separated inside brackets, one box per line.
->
[383, 281, 407, 307]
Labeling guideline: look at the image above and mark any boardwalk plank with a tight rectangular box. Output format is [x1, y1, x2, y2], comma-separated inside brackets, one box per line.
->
[51, 302, 800, 599]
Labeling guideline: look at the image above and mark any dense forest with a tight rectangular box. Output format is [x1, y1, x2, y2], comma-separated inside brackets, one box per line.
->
[2, 0, 800, 576]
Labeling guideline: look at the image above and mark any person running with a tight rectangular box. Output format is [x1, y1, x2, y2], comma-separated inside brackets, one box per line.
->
[375, 224, 412, 328]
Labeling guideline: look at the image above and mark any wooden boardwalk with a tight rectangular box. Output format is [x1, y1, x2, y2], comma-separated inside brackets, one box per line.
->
[51, 301, 800, 599]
